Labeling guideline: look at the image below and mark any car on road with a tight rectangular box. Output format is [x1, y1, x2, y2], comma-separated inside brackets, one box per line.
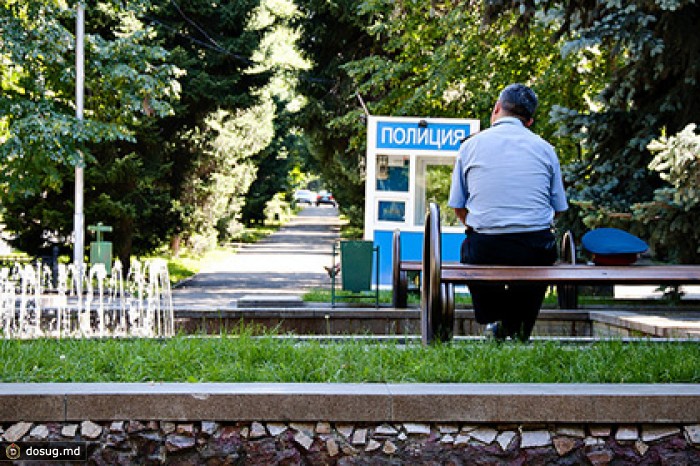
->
[293, 189, 317, 205]
[316, 190, 337, 207]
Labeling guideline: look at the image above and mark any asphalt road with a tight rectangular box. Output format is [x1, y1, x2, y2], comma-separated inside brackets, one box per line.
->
[171, 205, 342, 308]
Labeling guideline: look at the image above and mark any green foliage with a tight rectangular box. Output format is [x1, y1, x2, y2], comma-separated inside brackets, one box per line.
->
[236, 0, 312, 227]
[327, 0, 700, 263]
[647, 124, 700, 207]
[629, 125, 700, 263]
[2, 0, 310, 260]
[2, 3, 117, 195]
[293, 0, 376, 224]
[147, 0, 265, 252]
[425, 164, 459, 226]
[263, 192, 294, 224]
[87, 147, 176, 262]
[530, 1, 700, 263]
[575, 124, 700, 263]
[165, 254, 200, 285]
[228, 225, 279, 244]
[0, 0, 181, 261]
[241, 109, 311, 226]
[296, 0, 600, 229]
[178, 106, 266, 248]
[152, 0, 310, 248]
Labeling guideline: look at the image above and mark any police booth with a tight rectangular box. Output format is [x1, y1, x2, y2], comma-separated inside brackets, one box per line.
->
[364, 116, 480, 286]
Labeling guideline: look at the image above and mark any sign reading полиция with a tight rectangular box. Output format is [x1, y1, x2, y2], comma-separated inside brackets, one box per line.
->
[376, 120, 473, 151]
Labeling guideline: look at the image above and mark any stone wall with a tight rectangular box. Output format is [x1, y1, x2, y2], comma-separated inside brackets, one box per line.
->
[4, 383, 699, 464]
[174, 308, 594, 337]
[174, 307, 700, 338]
[3, 420, 699, 465]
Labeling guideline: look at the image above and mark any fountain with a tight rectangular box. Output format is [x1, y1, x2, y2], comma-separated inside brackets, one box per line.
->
[0, 258, 174, 339]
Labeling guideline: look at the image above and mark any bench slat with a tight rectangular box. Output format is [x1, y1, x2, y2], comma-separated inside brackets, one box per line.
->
[398, 260, 422, 272]
[399, 261, 700, 284]
[440, 264, 700, 285]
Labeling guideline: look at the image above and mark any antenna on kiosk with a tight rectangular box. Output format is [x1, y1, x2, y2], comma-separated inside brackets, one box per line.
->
[356, 92, 371, 117]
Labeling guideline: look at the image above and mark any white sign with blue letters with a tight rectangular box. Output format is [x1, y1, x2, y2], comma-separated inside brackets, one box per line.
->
[376, 121, 472, 151]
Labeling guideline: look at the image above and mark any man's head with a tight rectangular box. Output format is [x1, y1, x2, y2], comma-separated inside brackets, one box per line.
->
[491, 83, 538, 126]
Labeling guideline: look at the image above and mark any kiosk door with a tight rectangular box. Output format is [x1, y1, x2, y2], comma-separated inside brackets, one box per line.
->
[414, 156, 461, 227]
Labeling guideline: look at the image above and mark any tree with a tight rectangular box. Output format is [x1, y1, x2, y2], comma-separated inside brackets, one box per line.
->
[590, 125, 700, 263]
[241, 0, 312, 226]
[636, 125, 700, 263]
[344, 1, 592, 147]
[177, 105, 269, 252]
[0, 0, 181, 263]
[293, 0, 379, 226]
[150, 0, 309, 249]
[146, 0, 262, 251]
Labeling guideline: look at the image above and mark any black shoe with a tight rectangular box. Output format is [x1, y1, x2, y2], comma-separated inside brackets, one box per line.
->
[510, 321, 534, 343]
[484, 322, 506, 342]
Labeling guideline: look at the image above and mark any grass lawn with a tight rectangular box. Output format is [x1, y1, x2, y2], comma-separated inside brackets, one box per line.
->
[2, 330, 698, 384]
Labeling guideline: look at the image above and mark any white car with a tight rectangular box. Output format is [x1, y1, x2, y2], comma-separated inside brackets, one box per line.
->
[293, 189, 317, 204]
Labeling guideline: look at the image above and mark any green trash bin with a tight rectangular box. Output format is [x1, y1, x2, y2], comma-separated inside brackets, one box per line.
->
[89, 223, 113, 275]
[331, 240, 379, 308]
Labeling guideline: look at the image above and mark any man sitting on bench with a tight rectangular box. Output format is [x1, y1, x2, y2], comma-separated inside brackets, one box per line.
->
[448, 83, 569, 341]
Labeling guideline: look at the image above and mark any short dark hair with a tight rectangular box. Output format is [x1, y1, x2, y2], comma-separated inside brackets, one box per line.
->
[498, 83, 538, 120]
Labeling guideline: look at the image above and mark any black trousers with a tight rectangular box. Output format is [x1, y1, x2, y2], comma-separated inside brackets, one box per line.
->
[460, 229, 557, 340]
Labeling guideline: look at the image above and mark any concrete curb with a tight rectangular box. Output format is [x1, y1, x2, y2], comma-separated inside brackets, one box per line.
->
[172, 307, 700, 338]
[3, 383, 699, 423]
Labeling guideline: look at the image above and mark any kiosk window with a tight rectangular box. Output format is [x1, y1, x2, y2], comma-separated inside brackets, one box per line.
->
[378, 201, 406, 222]
[415, 161, 461, 226]
[376, 155, 409, 192]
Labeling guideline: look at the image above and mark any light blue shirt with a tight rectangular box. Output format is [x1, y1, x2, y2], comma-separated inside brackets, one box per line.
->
[448, 117, 568, 233]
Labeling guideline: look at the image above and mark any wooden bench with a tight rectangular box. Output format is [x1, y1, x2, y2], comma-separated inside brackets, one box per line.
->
[391, 224, 579, 309]
[418, 203, 700, 344]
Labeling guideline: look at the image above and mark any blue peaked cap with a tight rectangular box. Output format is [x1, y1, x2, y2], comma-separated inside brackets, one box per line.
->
[582, 228, 648, 255]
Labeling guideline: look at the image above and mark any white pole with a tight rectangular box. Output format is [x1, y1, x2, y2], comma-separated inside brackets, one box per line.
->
[74, 3, 85, 274]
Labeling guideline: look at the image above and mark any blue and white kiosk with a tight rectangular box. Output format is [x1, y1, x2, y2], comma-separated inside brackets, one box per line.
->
[364, 115, 480, 286]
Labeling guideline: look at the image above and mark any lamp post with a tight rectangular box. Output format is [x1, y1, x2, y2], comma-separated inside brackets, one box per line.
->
[74, 2, 85, 275]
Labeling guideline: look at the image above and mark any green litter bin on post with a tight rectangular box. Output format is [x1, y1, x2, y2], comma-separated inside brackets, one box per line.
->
[89, 223, 113, 275]
[331, 240, 379, 308]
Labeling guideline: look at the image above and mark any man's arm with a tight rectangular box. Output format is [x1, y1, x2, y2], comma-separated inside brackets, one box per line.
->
[454, 207, 467, 226]
[448, 154, 469, 227]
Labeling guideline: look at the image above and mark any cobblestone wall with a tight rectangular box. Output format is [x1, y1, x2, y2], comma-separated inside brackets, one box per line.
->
[3, 420, 699, 465]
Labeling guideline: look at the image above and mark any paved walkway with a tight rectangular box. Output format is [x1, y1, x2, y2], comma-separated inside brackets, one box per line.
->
[171, 206, 342, 309]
